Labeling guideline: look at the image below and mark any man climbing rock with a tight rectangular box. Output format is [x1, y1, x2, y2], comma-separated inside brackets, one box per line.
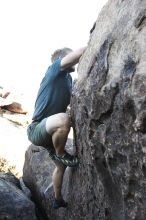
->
[27, 46, 86, 209]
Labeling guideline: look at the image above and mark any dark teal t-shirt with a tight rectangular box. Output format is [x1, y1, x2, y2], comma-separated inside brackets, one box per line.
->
[32, 59, 72, 122]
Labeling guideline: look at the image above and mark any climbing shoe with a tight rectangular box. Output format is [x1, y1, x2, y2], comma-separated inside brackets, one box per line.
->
[52, 198, 68, 209]
[54, 151, 79, 167]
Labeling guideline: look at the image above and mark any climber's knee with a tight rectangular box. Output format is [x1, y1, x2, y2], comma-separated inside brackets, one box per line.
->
[45, 113, 71, 136]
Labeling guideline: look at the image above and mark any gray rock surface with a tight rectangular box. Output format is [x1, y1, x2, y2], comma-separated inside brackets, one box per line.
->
[0, 173, 37, 220]
[0, 172, 20, 188]
[69, 0, 146, 219]
[23, 145, 55, 219]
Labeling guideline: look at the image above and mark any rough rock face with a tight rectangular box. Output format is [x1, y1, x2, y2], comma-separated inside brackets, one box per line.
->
[23, 145, 56, 219]
[0, 173, 37, 220]
[69, 0, 146, 219]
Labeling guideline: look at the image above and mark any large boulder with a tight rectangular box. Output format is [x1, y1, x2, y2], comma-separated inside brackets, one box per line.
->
[23, 145, 55, 219]
[0, 172, 38, 220]
[69, 0, 146, 219]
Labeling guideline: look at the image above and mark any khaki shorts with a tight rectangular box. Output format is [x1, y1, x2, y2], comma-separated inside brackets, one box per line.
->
[27, 118, 54, 150]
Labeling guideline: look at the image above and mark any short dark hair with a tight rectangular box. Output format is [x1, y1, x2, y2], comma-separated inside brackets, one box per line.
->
[51, 47, 72, 63]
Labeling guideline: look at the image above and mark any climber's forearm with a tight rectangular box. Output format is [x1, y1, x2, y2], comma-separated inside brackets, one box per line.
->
[61, 47, 86, 71]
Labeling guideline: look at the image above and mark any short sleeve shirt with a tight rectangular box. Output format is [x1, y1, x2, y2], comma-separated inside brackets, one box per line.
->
[32, 59, 72, 122]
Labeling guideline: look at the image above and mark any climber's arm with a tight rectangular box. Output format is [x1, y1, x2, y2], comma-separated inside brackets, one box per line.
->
[60, 47, 86, 71]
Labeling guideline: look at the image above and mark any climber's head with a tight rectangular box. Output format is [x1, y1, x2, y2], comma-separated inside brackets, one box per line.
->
[51, 47, 75, 73]
[51, 47, 73, 63]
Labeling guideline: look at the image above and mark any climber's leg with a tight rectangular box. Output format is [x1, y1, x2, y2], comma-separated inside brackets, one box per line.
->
[45, 113, 79, 167]
[46, 113, 70, 156]
[52, 161, 68, 209]
[27, 113, 79, 165]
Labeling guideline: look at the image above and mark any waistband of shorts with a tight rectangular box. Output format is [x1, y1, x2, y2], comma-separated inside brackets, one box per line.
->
[31, 120, 40, 124]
